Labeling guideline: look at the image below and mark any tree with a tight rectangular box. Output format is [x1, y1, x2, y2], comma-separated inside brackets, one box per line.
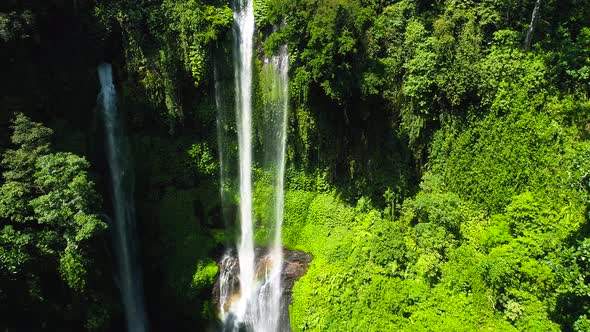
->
[0, 114, 108, 330]
[0, 113, 52, 221]
[523, 0, 542, 51]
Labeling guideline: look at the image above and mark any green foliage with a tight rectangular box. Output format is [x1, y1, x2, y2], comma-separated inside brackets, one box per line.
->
[192, 259, 218, 291]
[1, 112, 52, 184]
[283, 161, 586, 330]
[161, 0, 232, 86]
[575, 315, 590, 332]
[135, 158, 220, 325]
[280, 79, 588, 330]
[0, 225, 31, 275]
[430, 109, 581, 212]
[564, 27, 590, 90]
[152, 188, 216, 297]
[130, 129, 226, 327]
[94, 0, 232, 129]
[0, 114, 109, 329]
[0, 10, 35, 42]
[59, 248, 87, 291]
[188, 142, 217, 176]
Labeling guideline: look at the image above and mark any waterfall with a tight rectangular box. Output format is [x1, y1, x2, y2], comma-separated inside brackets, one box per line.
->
[256, 43, 290, 331]
[214, 61, 233, 230]
[98, 63, 148, 332]
[230, 0, 256, 325]
[216, 0, 290, 330]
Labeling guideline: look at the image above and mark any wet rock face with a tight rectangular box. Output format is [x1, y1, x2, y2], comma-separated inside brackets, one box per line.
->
[212, 247, 312, 326]
[214, 253, 241, 315]
[281, 249, 313, 305]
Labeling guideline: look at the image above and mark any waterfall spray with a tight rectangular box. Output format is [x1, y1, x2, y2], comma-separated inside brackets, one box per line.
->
[98, 63, 148, 332]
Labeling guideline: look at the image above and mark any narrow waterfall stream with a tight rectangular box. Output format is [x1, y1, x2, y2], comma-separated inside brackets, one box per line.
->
[256, 43, 290, 331]
[231, 0, 257, 326]
[216, 1, 290, 330]
[97, 63, 148, 332]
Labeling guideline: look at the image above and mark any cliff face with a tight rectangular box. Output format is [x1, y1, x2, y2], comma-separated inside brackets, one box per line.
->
[281, 249, 313, 306]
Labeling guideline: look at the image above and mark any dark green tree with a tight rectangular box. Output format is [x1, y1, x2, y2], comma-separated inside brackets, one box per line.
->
[0, 114, 109, 330]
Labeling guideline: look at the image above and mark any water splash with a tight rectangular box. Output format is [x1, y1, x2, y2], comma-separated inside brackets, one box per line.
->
[98, 63, 148, 332]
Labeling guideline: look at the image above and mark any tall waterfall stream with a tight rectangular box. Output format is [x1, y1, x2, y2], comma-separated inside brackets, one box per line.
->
[98, 63, 148, 332]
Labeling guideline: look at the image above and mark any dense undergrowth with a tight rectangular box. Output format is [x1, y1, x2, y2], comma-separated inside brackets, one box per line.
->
[281, 125, 589, 330]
